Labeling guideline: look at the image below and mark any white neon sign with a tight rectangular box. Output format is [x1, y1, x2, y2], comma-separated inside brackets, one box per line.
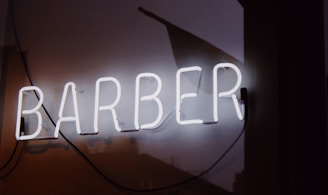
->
[134, 73, 163, 130]
[54, 82, 82, 138]
[15, 63, 244, 141]
[176, 66, 203, 125]
[16, 86, 44, 140]
[94, 77, 122, 132]
[213, 63, 243, 121]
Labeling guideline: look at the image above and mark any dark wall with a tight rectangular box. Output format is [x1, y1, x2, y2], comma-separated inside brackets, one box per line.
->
[244, 1, 327, 195]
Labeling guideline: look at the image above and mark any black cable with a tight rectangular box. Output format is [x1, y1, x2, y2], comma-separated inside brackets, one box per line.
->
[10, 0, 248, 192]
[0, 141, 24, 179]
[0, 141, 20, 171]
[9, 1, 33, 87]
[0, 0, 25, 176]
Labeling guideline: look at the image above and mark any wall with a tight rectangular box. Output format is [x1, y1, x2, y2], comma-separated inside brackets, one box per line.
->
[244, 1, 327, 195]
[0, 1, 245, 194]
[0, 0, 8, 84]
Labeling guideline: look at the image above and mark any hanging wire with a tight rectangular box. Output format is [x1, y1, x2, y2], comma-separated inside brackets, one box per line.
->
[0, 142, 24, 179]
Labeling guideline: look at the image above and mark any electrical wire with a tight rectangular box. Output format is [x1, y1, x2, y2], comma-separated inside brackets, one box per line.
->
[0, 0, 25, 176]
[0, 141, 20, 171]
[9, 0, 248, 192]
[0, 142, 24, 179]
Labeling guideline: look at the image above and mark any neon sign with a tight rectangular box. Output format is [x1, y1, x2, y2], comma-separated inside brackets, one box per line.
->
[15, 63, 244, 141]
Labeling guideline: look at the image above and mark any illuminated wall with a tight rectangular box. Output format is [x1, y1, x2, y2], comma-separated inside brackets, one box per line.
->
[0, 0, 246, 194]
